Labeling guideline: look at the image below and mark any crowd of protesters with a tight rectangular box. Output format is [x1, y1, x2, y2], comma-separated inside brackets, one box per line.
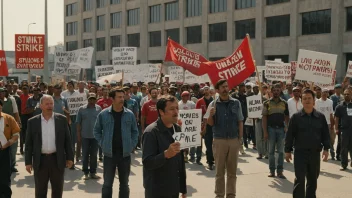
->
[0, 73, 351, 198]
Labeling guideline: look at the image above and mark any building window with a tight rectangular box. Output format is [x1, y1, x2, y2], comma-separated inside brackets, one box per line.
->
[302, 10, 331, 35]
[209, 23, 227, 42]
[347, 7, 352, 31]
[97, 15, 105, 31]
[96, 37, 106, 51]
[128, 33, 140, 47]
[84, 0, 92, 11]
[209, 0, 227, 13]
[186, 0, 202, 17]
[266, 15, 290, 37]
[209, 57, 225, 61]
[235, 0, 255, 9]
[66, 3, 77, 16]
[66, 41, 78, 51]
[66, 22, 78, 36]
[83, 39, 93, 48]
[96, 60, 102, 66]
[111, 12, 121, 28]
[150, 31, 161, 47]
[165, 1, 179, 21]
[166, 28, 180, 43]
[111, 0, 120, 4]
[266, 0, 289, 5]
[265, 55, 289, 63]
[235, 19, 255, 39]
[111, 35, 121, 48]
[97, 0, 105, 8]
[186, 26, 202, 44]
[127, 8, 140, 26]
[150, 5, 161, 23]
[83, 18, 92, 32]
[149, 60, 162, 63]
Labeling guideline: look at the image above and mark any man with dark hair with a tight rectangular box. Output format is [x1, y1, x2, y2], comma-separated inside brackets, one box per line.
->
[285, 89, 330, 198]
[94, 88, 138, 198]
[262, 85, 289, 179]
[141, 87, 159, 133]
[19, 84, 31, 154]
[206, 79, 244, 198]
[142, 95, 187, 198]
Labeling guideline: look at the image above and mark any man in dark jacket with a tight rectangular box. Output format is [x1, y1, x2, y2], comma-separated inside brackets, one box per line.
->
[142, 95, 187, 198]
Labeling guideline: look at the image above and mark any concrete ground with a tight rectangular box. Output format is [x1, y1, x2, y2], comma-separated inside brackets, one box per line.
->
[10, 146, 352, 198]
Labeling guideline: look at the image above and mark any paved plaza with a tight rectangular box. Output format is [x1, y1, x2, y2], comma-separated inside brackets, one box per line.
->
[10, 147, 352, 198]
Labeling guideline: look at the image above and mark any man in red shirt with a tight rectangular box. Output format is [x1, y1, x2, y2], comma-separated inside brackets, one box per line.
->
[19, 84, 31, 154]
[141, 87, 159, 133]
[96, 87, 112, 110]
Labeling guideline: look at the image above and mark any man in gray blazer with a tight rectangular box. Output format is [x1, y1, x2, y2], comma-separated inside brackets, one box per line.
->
[25, 95, 74, 198]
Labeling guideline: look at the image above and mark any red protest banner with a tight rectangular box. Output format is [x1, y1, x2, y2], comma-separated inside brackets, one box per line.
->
[205, 37, 255, 89]
[0, 50, 9, 76]
[15, 34, 45, 69]
[164, 38, 209, 76]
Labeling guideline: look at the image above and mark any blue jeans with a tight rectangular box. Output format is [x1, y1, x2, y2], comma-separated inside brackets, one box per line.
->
[10, 141, 18, 169]
[190, 146, 202, 161]
[268, 127, 285, 174]
[82, 138, 99, 174]
[102, 154, 131, 198]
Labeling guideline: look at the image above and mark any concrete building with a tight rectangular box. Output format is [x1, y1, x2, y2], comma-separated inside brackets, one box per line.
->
[64, 0, 352, 82]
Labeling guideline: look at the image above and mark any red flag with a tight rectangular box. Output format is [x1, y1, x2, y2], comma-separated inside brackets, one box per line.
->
[205, 37, 255, 89]
[164, 38, 209, 76]
[0, 50, 9, 76]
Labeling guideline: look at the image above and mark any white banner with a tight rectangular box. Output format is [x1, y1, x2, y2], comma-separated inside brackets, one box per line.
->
[74, 47, 94, 69]
[144, 64, 161, 83]
[123, 64, 149, 84]
[95, 65, 116, 80]
[54, 47, 93, 75]
[112, 47, 137, 66]
[173, 109, 202, 149]
[66, 95, 88, 115]
[346, 61, 352, 78]
[295, 49, 337, 84]
[66, 64, 81, 76]
[265, 60, 288, 81]
[246, 95, 262, 118]
[184, 70, 199, 84]
[96, 73, 123, 85]
[315, 70, 336, 90]
[169, 66, 184, 82]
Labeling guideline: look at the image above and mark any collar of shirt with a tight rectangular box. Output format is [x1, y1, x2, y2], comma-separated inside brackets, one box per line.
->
[299, 109, 319, 118]
[41, 113, 55, 122]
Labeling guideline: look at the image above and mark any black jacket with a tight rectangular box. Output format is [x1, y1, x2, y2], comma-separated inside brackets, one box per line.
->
[142, 118, 187, 198]
[285, 109, 330, 153]
[25, 113, 74, 171]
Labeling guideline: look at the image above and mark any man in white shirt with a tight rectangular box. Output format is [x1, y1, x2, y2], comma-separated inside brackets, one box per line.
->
[315, 88, 335, 160]
[287, 87, 303, 118]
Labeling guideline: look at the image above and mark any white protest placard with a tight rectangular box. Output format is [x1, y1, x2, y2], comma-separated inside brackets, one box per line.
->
[112, 47, 137, 66]
[346, 61, 352, 78]
[95, 65, 116, 79]
[291, 61, 297, 75]
[315, 70, 336, 90]
[246, 95, 262, 118]
[169, 66, 184, 82]
[96, 73, 123, 85]
[184, 70, 199, 84]
[173, 109, 202, 149]
[245, 118, 253, 126]
[199, 74, 211, 83]
[265, 60, 287, 81]
[66, 94, 88, 115]
[295, 49, 337, 84]
[257, 66, 265, 82]
[74, 47, 94, 68]
[54, 47, 93, 75]
[66, 64, 82, 76]
[144, 64, 161, 83]
[283, 63, 292, 82]
[123, 64, 149, 84]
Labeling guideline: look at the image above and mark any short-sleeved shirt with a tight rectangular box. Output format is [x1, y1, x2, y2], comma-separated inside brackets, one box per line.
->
[0, 113, 20, 141]
[178, 100, 195, 110]
[315, 98, 333, 125]
[26, 95, 42, 116]
[334, 102, 352, 132]
[287, 98, 303, 118]
[141, 100, 158, 125]
[125, 98, 139, 115]
[76, 104, 102, 138]
[96, 98, 112, 110]
[262, 98, 289, 128]
[20, 94, 31, 114]
[53, 96, 69, 115]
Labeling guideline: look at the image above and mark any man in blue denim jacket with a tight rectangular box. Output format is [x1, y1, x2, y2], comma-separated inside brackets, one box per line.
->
[94, 88, 139, 198]
[206, 79, 244, 198]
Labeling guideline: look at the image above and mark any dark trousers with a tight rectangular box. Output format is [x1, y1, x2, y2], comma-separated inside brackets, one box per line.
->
[293, 150, 320, 198]
[102, 153, 131, 198]
[20, 114, 30, 152]
[34, 155, 65, 198]
[336, 133, 341, 158]
[244, 125, 255, 147]
[0, 148, 12, 198]
[148, 194, 179, 198]
[82, 138, 99, 174]
[99, 147, 103, 158]
[204, 124, 214, 165]
[341, 134, 352, 168]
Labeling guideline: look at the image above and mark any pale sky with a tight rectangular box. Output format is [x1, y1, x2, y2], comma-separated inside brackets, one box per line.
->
[0, 0, 64, 51]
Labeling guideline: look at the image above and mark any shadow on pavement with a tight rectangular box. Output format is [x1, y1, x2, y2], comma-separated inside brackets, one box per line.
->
[13, 175, 35, 188]
[268, 178, 293, 194]
[320, 171, 344, 179]
[186, 185, 198, 196]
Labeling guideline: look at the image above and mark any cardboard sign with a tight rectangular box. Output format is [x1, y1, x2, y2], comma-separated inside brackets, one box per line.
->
[246, 95, 262, 118]
[54, 47, 93, 75]
[95, 65, 116, 79]
[144, 64, 161, 83]
[66, 95, 88, 115]
[173, 109, 202, 149]
[283, 63, 292, 82]
[315, 70, 336, 90]
[123, 64, 149, 84]
[75, 47, 94, 68]
[295, 49, 337, 84]
[96, 73, 123, 85]
[256, 66, 265, 82]
[265, 61, 287, 81]
[15, 34, 45, 69]
[169, 66, 184, 82]
[346, 61, 352, 78]
[184, 70, 199, 84]
[112, 47, 137, 66]
[66, 64, 81, 76]
[245, 118, 253, 126]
